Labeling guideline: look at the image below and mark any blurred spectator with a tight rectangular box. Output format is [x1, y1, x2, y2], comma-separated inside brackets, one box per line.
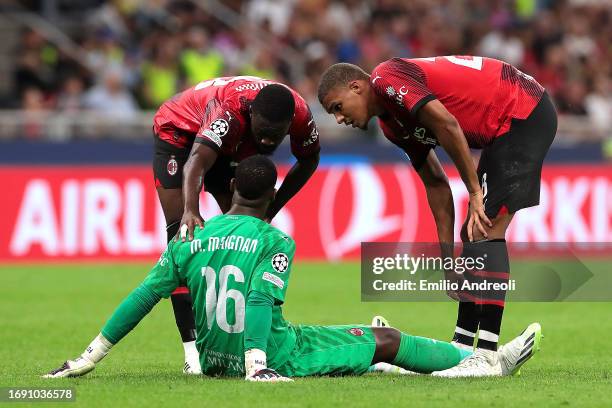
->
[83, 69, 138, 120]
[141, 36, 181, 109]
[245, 0, 296, 35]
[13, 29, 58, 99]
[557, 79, 589, 115]
[239, 47, 277, 79]
[585, 75, 611, 133]
[180, 26, 225, 87]
[4, 0, 610, 141]
[56, 76, 86, 112]
[21, 87, 50, 139]
[478, 25, 525, 67]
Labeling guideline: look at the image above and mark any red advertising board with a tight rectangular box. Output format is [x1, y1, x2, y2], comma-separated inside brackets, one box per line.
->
[1, 164, 611, 262]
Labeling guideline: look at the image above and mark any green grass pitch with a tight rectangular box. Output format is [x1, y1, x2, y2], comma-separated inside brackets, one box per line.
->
[1, 262, 611, 407]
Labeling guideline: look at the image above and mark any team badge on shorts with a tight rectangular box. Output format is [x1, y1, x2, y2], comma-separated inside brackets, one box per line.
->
[210, 119, 229, 137]
[167, 156, 178, 176]
[271, 253, 289, 273]
[349, 328, 364, 336]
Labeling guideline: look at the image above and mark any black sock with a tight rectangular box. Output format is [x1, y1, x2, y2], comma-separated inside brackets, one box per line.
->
[166, 221, 196, 343]
[170, 293, 197, 342]
[475, 239, 510, 351]
[452, 302, 478, 347]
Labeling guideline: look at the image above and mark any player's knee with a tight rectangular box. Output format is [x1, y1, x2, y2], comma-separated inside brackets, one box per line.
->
[372, 327, 401, 363]
[461, 215, 510, 242]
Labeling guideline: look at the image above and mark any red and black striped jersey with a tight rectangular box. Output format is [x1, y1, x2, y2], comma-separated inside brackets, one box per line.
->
[153, 76, 320, 161]
[371, 56, 544, 167]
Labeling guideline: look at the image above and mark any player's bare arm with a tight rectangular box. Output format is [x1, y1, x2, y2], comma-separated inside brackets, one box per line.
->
[180, 143, 218, 241]
[266, 152, 319, 221]
[417, 99, 492, 241]
[416, 150, 454, 247]
[413, 149, 461, 300]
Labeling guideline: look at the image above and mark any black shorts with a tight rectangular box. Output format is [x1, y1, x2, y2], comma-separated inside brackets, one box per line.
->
[153, 132, 235, 195]
[477, 92, 557, 218]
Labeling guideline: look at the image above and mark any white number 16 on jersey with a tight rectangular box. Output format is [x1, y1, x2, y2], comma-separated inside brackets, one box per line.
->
[202, 265, 245, 334]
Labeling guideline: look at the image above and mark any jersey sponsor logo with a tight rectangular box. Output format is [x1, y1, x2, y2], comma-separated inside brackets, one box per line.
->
[398, 125, 437, 147]
[262, 271, 284, 289]
[348, 328, 364, 336]
[202, 349, 244, 375]
[271, 253, 289, 273]
[167, 157, 178, 176]
[412, 127, 436, 145]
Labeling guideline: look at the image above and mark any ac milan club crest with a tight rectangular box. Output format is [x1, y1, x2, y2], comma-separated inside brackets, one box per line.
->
[167, 157, 178, 176]
[348, 328, 364, 336]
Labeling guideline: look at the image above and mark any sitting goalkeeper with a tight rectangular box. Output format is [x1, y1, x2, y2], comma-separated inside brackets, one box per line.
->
[45, 155, 540, 381]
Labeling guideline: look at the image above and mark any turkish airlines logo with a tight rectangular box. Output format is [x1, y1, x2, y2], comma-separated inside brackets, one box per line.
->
[319, 165, 418, 260]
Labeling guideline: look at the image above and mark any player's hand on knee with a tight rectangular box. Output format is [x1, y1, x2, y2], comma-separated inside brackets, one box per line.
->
[178, 211, 204, 242]
[43, 357, 95, 378]
[467, 191, 492, 242]
[246, 368, 293, 382]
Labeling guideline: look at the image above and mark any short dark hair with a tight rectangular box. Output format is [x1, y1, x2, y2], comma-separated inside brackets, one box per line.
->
[235, 155, 278, 200]
[251, 84, 295, 123]
[317, 63, 370, 104]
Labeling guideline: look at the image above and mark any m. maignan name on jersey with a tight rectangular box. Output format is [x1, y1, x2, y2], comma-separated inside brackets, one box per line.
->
[190, 236, 259, 254]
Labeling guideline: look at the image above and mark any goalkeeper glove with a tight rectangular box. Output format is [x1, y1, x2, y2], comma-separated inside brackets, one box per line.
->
[244, 348, 292, 382]
[43, 334, 113, 378]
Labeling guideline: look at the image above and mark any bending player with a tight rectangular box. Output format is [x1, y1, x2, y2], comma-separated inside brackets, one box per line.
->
[152, 76, 320, 373]
[44, 156, 541, 381]
[317, 57, 556, 377]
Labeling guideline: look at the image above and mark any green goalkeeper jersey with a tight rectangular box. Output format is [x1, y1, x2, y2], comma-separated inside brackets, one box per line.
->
[143, 214, 296, 376]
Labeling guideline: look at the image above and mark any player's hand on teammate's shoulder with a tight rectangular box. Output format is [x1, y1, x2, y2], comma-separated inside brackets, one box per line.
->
[177, 210, 205, 242]
[43, 357, 95, 378]
[246, 368, 293, 382]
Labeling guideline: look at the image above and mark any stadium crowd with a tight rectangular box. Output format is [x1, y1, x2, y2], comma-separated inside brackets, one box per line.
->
[8, 0, 611, 135]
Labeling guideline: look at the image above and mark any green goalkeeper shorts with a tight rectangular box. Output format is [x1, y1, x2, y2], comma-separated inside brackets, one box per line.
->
[274, 324, 377, 377]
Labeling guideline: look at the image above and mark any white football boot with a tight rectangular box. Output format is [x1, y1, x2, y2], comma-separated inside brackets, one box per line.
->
[368, 315, 418, 375]
[498, 323, 543, 376]
[432, 323, 543, 378]
[431, 347, 503, 378]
